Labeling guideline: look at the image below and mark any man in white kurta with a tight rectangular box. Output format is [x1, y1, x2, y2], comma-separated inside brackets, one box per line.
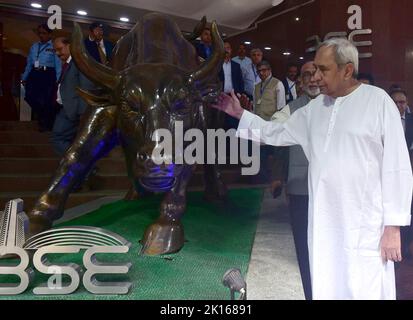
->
[212, 40, 413, 300]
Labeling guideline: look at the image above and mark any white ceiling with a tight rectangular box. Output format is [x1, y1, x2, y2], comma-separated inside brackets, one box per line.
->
[96, 0, 284, 30]
[0, 0, 284, 33]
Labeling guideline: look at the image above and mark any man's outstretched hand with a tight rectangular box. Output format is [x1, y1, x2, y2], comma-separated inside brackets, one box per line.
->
[211, 90, 246, 120]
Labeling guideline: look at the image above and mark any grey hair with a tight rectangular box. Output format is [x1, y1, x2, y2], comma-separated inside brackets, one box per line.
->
[320, 38, 359, 78]
[257, 60, 272, 70]
[250, 48, 263, 55]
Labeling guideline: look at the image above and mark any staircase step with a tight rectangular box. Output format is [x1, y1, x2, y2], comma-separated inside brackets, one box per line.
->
[0, 145, 124, 159]
[0, 121, 38, 131]
[0, 158, 127, 175]
[0, 144, 56, 158]
[0, 131, 51, 144]
[0, 174, 131, 192]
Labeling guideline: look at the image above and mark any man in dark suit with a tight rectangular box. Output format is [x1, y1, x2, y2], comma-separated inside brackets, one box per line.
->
[390, 88, 413, 258]
[194, 27, 212, 60]
[83, 22, 114, 65]
[52, 37, 95, 157]
[282, 63, 299, 104]
[219, 41, 244, 129]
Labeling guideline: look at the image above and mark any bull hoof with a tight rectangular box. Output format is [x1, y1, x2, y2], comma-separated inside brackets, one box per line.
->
[27, 212, 54, 237]
[140, 219, 184, 256]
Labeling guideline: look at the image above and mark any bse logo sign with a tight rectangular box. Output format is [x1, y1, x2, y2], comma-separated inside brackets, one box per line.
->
[0, 199, 132, 296]
[306, 5, 373, 59]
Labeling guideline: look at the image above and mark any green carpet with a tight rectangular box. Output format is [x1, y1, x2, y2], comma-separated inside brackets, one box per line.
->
[0, 188, 264, 300]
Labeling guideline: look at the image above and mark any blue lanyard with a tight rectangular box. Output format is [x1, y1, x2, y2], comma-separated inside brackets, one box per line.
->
[252, 64, 259, 81]
[37, 42, 49, 59]
[260, 77, 272, 96]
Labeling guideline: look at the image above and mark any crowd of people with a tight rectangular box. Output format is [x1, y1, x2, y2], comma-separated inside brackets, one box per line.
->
[21, 22, 110, 155]
[20, 22, 413, 300]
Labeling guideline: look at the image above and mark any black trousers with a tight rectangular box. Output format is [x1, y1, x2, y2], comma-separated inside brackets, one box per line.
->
[401, 200, 413, 257]
[288, 194, 312, 300]
[25, 68, 57, 130]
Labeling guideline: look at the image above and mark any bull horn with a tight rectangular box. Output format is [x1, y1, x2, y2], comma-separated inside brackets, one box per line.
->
[184, 16, 207, 42]
[76, 88, 111, 107]
[189, 21, 225, 84]
[70, 22, 120, 90]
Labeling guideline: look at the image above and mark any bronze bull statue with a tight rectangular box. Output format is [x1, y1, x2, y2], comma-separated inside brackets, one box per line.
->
[28, 13, 228, 255]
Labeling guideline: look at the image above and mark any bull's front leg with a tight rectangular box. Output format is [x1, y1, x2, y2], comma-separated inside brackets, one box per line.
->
[140, 165, 194, 255]
[28, 105, 119, 236]
[203, 164, 228, 202]
[203, 106, 228, 202]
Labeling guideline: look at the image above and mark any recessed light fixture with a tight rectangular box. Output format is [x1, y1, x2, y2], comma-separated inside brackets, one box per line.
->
[31, 3, 42, 8]
[299, 56, 304, 60]
[283, 51, 291, 56]
[244, 41, 251, 45]
[77, 10, 88, 16]
[264, 47, 272, 51]
[295, 17, 300, 21]
[120, 17, 129, 22]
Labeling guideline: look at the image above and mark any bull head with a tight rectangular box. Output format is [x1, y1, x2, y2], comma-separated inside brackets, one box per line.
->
[70, 18, 225, 191]
[70, 20, 225, 94]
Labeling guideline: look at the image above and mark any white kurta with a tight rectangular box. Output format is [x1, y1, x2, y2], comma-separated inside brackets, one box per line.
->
[237, 84, 413, 300]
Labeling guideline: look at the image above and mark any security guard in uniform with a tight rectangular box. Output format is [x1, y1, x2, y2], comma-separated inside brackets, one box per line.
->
[22, 24, 61, 131]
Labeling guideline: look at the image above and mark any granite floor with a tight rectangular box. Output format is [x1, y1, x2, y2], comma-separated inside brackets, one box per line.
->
[246, 189, 413, 300]
[246, 189, 305, 300]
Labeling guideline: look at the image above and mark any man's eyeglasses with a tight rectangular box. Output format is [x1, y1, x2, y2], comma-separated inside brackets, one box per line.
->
[258, 68, 270, 73]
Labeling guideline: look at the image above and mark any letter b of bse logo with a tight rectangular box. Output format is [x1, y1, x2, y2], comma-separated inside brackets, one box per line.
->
[0, 199, 132, 296]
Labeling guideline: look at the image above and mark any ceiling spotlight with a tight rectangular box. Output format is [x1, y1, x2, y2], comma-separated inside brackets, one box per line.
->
[283, 51, 291, 56]
[77, 10, 88, 16]
[299, 56, 304, 60]
[264, 47, 272, 51]
[120, 17, 129, 22]
[31, 3, 42, 8]
[295, 17, 300, 21]
[244, 41, 251, 45]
